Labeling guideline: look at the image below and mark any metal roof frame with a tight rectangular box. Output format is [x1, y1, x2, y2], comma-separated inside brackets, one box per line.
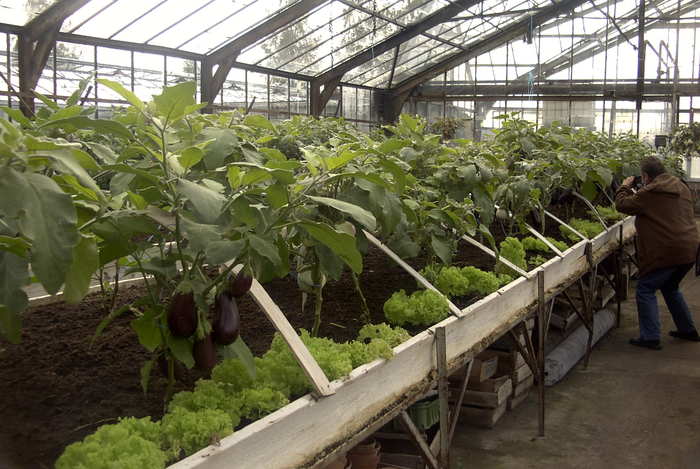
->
[2, 0, 698, 119]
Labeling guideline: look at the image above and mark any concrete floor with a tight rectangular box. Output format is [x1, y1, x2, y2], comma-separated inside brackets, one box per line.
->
[451, 271, 700, 469]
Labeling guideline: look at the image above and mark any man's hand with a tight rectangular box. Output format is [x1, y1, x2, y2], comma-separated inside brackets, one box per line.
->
[622, 176, 636, 187]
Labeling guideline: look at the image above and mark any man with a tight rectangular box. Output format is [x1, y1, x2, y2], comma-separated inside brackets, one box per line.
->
[615, 156, 699, 350]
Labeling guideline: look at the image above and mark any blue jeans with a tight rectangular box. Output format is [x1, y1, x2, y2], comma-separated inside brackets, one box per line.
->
[636, 263, 696, 340]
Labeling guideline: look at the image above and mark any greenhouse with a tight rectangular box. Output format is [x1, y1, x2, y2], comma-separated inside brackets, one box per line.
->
[1, 1, 700, 468]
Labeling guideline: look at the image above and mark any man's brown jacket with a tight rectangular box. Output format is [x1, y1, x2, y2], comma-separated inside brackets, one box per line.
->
[615, 173, 699, 277]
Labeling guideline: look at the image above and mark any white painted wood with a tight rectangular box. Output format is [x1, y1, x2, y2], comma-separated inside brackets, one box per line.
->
[524, 223, 564, 257]
[544, 209, 588, 241]
[362, 230, 463, 318]
[244, 268, 334, 398]
[163, 218, 636, 469]
[572, 191, 608, 229]
[461, 234, 530, 278]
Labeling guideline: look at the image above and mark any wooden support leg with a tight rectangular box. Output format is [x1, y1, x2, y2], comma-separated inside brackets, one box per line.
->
[435, 327, 449, 468]
[399, 411, 439, 469]
[616, 225, 624, 327]
[537, 270, 546, 437]
[584, 243, 597, 368]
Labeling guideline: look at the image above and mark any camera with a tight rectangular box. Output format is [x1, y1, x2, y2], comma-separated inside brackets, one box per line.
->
[633, 175, 643, 190]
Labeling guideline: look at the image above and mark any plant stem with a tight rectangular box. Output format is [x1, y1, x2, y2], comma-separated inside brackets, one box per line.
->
[351, 272, 371, 325]
[312, 284, 323, 337]
[311, 263, 323, 337]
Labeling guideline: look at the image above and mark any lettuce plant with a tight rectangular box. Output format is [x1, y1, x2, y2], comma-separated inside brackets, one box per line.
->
[383, 289, 450, 327]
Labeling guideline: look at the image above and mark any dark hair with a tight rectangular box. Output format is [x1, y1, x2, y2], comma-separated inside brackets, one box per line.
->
[641, 156, 666, 179]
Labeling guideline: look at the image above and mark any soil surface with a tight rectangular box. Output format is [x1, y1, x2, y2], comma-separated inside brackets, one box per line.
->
[0, 246, 423, 469]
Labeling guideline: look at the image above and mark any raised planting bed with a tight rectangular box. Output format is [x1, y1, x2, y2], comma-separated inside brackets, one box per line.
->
[168, 217, 634, 469]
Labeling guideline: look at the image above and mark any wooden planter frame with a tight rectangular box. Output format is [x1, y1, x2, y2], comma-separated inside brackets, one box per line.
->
[164, 217, 635, 469]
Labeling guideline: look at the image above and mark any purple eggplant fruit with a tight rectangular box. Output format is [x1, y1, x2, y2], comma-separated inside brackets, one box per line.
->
[167, 292, 197, 337]
[228, 272, 253, 298]
[193, 334, 217, 371]
[213, 293, 240, 345]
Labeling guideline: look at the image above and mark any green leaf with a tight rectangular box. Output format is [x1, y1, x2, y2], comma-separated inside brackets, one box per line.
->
[168, 335, 195, 369]
[38, 116, 132, 140]
[581, 179, 598, 201]
[0, 251, 29, 343]
[266, 182, 288, 208]
[98, 79, 146, 111]
[0, 107, 32, 127]
[131, 316, 162, 352]
[179, 147, 204, 169]
[63, 235, 99, 304]
[324, 150, 357, 171]
[0, 169, 79, 294]
[431, 235, 453, 265]
[34, 91, 59, 110]
[206, 240, 246, 264]
[177, 179, 225, 224]
[221, 337, 256, 379]
[307, 195, 376, 230]
[248, 234, 281, 266]
[379, 138, 409, 154]
[202, 128, 239, 169]
[154, 82, 196, 123]
[140, 359, 155, 395]
[227, 166, 242, 189]
[66, 77, 91, 107]
[180, 216, 220, 252]
[300, 221, 362, 273]
[0, 235, 31, 258]
[244, 114, 274, 131]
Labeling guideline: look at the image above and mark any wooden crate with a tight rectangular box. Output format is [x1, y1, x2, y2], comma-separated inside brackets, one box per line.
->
[512, 362, 533, 384]
[469, 355, 498, 382]
[508, 389, 531, 411]
[460, 378, 512, 409]
[461, 401, 508, 429]
[467, 374, 510, 393]
[513, 374, 534, 397]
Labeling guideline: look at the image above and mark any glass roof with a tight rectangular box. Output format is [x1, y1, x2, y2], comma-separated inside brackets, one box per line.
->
[0, 0, 60, 26]
[2, 0, 697, 92]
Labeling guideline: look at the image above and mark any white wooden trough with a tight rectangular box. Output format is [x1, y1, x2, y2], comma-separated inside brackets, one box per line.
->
[165, 217, 636, 469]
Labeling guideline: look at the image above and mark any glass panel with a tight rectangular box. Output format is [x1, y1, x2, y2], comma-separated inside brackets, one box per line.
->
[62, 0, 118, 33]
[247, 71, 269, 116]
[341, 0, 449, 26]
[221, 68, 246, 111]
[0, 33, 8, 107]
[96, 47, 132, 103]
[166, 57, 196, 87]
[133, 51, 165, 101]
[203, 0, 304, 54]
[63, 0, 167, 39]
[252, 1, 402, 75]
[357, 88, 372, 121]
[0, 0, 61, 26]
[269, 75, 289, 120]
[55, 43, 95, 105]
[8, 34, 19, 107]
[290, 79, 308, 115]
[344, 48, 395, 85]
[342, 86, 357, 121]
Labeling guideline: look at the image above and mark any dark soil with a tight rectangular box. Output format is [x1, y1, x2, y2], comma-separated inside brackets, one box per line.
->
[0, 245, 420, 469]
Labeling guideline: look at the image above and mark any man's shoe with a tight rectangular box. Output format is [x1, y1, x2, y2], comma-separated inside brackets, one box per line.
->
[629, 338, 662, 350]
[669, 330, 700, 342]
